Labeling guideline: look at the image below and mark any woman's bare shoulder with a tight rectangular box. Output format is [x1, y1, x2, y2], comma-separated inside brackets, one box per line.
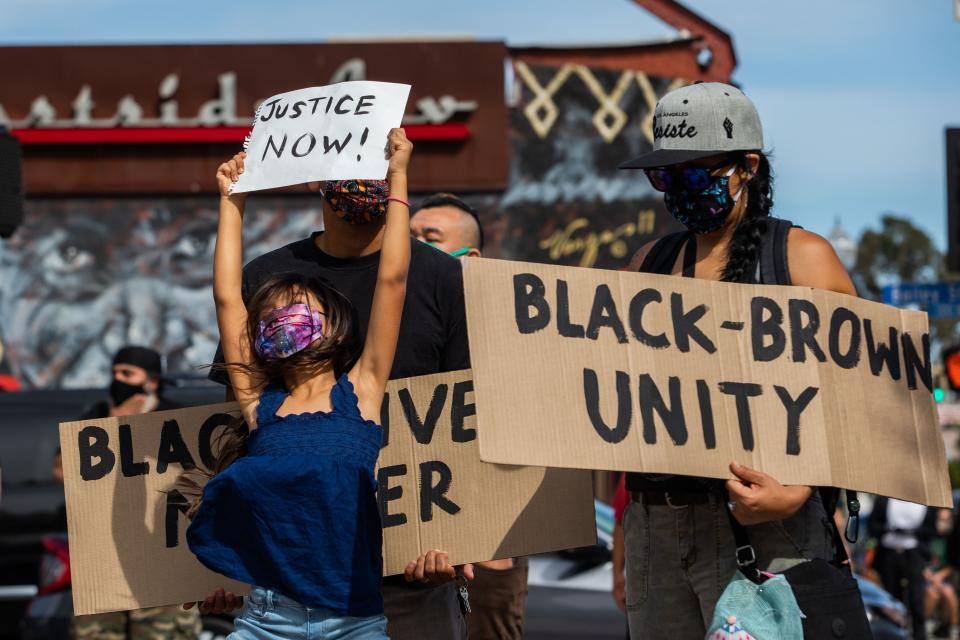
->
[787, 227, 857, 296]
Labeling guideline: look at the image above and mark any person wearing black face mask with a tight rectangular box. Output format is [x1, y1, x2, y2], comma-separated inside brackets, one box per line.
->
[72, 346, 197, 639]
[616, 83, 861, 638]
[78, 345, 177, 420]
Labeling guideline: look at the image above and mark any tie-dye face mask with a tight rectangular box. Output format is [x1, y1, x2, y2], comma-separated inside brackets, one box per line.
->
[323, 179, 389, 225]
[255, 303, 324, 360]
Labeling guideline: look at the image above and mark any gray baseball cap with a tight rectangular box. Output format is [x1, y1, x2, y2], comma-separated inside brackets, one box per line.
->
[619, 82, 763, 169]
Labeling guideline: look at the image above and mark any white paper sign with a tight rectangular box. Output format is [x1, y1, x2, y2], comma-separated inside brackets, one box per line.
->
[230, 81, 411, 194]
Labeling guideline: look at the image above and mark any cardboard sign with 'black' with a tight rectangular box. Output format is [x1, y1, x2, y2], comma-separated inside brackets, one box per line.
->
[462, 258, 952, 508]
[59, 369, 596, 616]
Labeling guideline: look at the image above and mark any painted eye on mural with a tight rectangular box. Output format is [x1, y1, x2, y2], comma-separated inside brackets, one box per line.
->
[173, 231, 211, 258]
[43, 243, 96, 272]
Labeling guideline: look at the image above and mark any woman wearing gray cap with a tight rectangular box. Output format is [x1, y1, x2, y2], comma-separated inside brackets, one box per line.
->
[618, 82, 864, 638]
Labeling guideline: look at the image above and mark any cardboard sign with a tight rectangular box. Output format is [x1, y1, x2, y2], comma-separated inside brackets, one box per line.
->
[59, 370, 595, 615]
[462, 258, 952, 508]
[229, 81, 411, 193]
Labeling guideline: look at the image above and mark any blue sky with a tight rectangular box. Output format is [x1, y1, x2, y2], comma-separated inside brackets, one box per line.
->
[3, 0, 959, 246]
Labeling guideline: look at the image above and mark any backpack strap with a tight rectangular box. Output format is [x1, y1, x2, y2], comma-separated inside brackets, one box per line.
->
[758, 218, 793, 286]
[725, 487, 856, 577]
[639, 231, 691, 275]
[723, 494, 761, 580]
[844, 491, 861, 544]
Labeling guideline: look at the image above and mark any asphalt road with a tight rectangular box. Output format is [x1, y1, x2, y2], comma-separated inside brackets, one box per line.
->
[524, 586, 627, 640]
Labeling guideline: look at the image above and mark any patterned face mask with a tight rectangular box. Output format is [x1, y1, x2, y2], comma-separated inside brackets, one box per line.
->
[255, 303, 324, 360]
[664, 166, 743, 234]
[323, 179, 389, 225]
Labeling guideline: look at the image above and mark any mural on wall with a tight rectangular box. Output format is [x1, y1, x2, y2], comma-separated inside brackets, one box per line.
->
[0, 197, 324, 390]
[485, 63, 683, 269]
[0, 64, 684, 389]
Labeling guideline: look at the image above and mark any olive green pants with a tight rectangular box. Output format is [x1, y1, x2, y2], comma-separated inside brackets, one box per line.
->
[72, 605, 201, 640]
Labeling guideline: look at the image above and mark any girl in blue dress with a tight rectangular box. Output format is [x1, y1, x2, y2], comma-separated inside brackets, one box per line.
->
[186, 128, 413, 639]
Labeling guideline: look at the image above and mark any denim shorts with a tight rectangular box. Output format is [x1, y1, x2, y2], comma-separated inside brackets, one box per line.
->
[229, 586, 389, 640]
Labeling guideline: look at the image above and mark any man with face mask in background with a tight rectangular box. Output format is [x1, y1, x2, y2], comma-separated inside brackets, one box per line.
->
[73, 345, 201, 640]
[411, 193, 530, 640]
[79, 345, 178, 419]
[202, 175, 473, 639]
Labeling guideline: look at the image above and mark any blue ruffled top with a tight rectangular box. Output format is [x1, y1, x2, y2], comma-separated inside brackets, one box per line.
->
[187, 374, 384, 616]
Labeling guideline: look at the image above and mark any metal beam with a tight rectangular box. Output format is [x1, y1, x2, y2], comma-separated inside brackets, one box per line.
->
[629, 0, 737, 82]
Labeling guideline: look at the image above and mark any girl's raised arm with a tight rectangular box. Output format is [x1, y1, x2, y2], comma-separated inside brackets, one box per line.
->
[352, 128, 413, 419]
[213, 153, 260, 425]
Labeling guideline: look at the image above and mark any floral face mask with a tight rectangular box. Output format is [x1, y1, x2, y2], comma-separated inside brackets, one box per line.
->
[323, 179, 389, 225]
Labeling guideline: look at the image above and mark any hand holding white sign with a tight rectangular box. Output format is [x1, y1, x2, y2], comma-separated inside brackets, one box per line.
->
[229, 81, 411, 194]
[216, 152, 247, 204]
[387, 126, 413, 179]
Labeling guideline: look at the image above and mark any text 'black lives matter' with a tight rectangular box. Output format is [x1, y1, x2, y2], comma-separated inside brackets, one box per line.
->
[376, 379, 476, 528]
[73, 413, 234, 548]
[77, 414, 232, 482]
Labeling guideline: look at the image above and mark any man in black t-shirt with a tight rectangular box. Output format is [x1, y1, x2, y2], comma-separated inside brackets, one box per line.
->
[206, 188, 470, 639]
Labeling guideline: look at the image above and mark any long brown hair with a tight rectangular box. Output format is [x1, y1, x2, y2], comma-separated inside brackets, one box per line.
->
[178, 272, 360, 516]
[230, 272, 360, 388]
[177, 413, 249, 518]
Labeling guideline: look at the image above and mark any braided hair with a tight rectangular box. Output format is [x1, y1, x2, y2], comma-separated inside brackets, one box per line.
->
[720, 152, 774, 283]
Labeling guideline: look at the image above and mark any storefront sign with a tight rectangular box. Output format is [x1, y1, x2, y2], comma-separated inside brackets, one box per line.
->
[0, 42, 509, 193]
[3, 65, 476, 145]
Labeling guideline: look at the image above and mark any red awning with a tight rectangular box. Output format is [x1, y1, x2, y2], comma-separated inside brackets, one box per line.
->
[10, 124, 470, 145]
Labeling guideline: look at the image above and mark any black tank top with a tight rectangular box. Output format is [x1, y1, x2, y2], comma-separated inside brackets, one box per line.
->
[624, 217, 793, 493]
